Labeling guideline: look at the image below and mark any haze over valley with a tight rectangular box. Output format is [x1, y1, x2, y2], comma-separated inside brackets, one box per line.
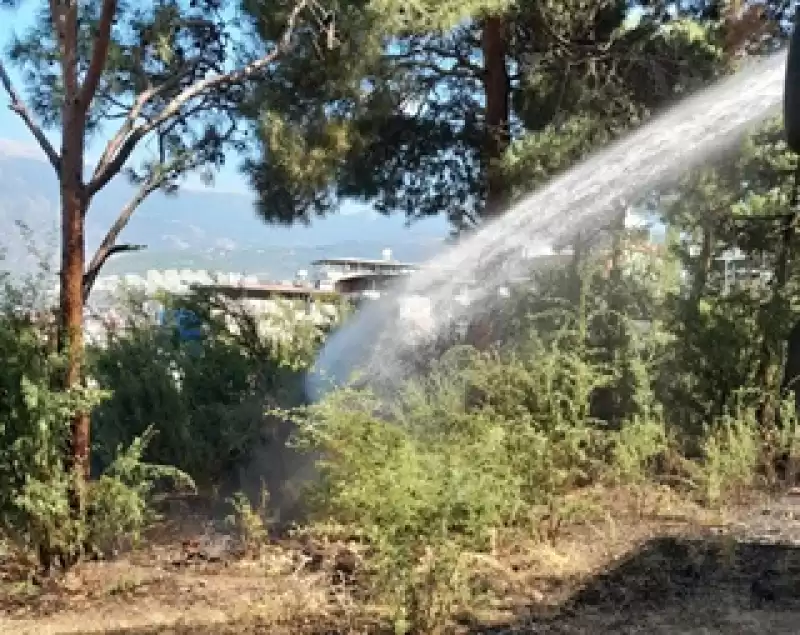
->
[0, 140, 447, 282]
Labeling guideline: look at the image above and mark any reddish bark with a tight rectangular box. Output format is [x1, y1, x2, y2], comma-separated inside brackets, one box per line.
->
[481, 15, 511, 219]
[60, 176, 89, 480]
[52, 0, 91, 482]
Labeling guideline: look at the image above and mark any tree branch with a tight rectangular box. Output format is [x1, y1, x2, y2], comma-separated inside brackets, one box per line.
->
[387, 56, 478, 81]
[83, 177, 158, 300]
[86, 110, 238, 298]
[83, 243, 146, 301]
[87, 0, 309, 198]
[0, 59, 61, 172]
[78, 0, 118, 114]
[90, 87, 159, 185]
[410, 44, 484, 76]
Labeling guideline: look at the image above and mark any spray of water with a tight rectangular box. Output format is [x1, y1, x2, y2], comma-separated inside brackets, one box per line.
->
[306, 51, 788, 401]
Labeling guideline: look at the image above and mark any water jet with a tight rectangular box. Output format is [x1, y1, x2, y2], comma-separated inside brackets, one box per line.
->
[307, 50, 789, 403]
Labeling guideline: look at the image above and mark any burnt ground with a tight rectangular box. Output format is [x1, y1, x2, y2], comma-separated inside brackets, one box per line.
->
[479, 492, 800, 634]
[2, 488, 800, 634]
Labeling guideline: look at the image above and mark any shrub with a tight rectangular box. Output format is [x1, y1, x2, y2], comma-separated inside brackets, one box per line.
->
[0, 310, 193, 568]
[293, 334, 658, 632]
[297, 379, 523, 633]
[86, 427, 194, 555]
[610, 409, 671, 487]
[0, 260, 195, 569]
[89, 291, 329, 488]
[697, 404, 760, 507]
[291, 274, 780, 630]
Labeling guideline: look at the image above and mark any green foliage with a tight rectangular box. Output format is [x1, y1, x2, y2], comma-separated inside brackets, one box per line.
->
[0, 271, 193, 567]
[657, 116, 800, 433]
[0, 369, 103, 563]
[243, 0, 733, 228]
[698, 401, 761, 507]
[294, 305, 670, 629]
[301, 380, 522, 545]
[611, 411, 670, 487]
[504, 10, 724, 197]
[88, 291, 333, 488]
[225, 485, 271, 556]
[12, 425, 194, 563]
[87, 427, 194, 552]
[294, 295, 796, 628]
[297, 380, 522, 632]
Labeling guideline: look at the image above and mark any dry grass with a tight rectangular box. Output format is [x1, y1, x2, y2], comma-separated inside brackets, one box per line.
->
[1, 485, 799, 635]
[0, 555, 344, 634]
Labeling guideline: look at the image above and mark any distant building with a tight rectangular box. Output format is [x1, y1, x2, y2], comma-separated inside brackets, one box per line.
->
[702, 247, 772, 296]
[311, 250, 420, 302]
[81, 249, 423, 344]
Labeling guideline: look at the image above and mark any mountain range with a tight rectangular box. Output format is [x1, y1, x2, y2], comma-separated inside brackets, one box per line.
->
[0, 142, 448, 282]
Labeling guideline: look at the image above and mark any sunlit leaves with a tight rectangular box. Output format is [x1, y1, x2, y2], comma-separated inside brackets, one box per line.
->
[5, 0, 253, 194]
[369, 0, 514, 33]
[242, 0, 737, 230]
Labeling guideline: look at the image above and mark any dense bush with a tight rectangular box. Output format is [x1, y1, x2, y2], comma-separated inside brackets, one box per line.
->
[286, 237, 800, 632]
[0, 273, 192, 569]
[88, 291, 337, 490]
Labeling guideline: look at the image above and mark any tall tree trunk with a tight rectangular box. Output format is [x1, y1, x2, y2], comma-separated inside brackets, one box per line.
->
[61, 112, 89, 483]
[60, 171, 88, 482]
[55, 0, 90, 485]
[481, 15, 511, 219]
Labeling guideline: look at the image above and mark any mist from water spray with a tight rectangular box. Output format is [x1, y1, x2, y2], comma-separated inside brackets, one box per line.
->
[306, 51, 788, 402]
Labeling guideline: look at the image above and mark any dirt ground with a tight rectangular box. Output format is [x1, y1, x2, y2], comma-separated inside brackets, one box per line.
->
[3, 488, 800, 634]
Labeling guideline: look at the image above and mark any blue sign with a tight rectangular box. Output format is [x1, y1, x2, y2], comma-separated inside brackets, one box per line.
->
[157, 307, 204, 341]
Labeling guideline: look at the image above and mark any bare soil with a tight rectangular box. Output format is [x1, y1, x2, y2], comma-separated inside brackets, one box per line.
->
[2, 487, 800, 634]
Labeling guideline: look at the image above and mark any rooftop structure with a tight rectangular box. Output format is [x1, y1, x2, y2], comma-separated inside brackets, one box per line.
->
[196, 282, 338, 302]
[310, 256, 419, 270]
[311, 249, 420, 300]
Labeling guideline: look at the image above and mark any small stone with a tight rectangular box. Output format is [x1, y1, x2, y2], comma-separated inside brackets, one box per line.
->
[334, 548, 357, 576]
[301, 547, 324, 571]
